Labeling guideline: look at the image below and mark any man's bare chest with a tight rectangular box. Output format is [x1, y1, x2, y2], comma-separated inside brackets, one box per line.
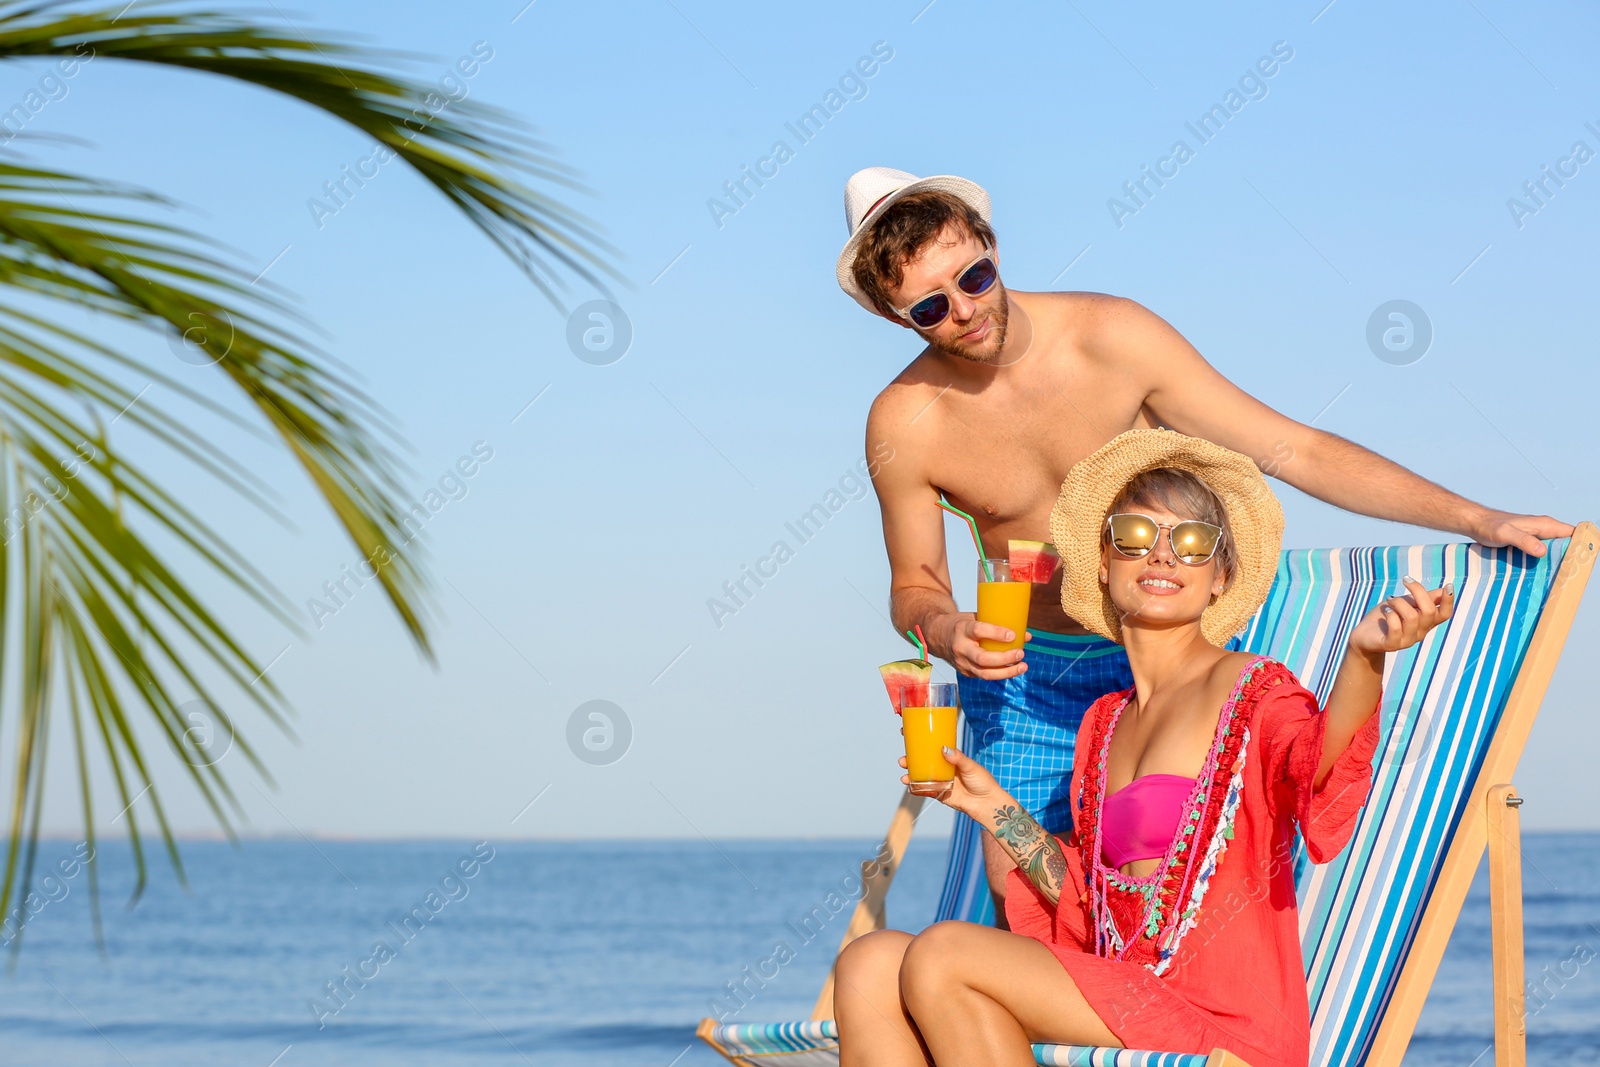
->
[929, 398, 1149, 528]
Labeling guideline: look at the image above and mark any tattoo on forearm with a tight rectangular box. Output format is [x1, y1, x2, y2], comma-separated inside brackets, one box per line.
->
[990, 804, 1066, 905]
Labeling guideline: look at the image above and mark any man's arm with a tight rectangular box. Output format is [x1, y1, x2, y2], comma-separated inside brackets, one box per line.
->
[866, 394, 1026, 679]
[1092, 298, 1572, 556]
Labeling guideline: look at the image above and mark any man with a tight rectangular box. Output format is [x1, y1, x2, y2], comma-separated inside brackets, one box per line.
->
[839, 167, 1571, 923]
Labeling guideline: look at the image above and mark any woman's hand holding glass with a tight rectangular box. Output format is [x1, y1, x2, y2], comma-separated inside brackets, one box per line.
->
[898, 745, 1012, 821]
[899, 746, 1070, 906]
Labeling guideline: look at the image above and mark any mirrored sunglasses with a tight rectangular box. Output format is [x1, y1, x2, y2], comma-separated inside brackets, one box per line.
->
[1106, 513, 1224, 565]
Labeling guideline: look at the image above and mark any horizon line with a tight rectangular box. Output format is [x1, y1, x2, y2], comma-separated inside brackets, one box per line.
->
[19, 827, 1600, 844]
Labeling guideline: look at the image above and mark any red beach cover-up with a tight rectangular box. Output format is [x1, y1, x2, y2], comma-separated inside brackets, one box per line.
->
[1004, 656, 1382, 1067]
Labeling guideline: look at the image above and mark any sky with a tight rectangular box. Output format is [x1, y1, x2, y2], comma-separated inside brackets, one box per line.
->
[8, 0, 1599, 849]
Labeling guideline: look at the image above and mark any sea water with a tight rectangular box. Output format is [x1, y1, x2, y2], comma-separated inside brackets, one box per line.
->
[1, 834, 1595, 1065]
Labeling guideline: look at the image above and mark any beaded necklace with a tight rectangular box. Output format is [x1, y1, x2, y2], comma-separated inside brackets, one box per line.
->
[1083, 656, 1269, 974]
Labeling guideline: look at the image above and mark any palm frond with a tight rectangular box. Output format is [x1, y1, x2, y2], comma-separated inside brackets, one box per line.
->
[0, 0, 621, 950]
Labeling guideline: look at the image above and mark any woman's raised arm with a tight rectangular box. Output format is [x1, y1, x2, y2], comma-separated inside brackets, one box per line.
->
[1318, 577, 1452, 789]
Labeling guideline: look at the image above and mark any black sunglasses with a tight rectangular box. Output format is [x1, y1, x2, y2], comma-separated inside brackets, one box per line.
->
[892, 248, 999, 329]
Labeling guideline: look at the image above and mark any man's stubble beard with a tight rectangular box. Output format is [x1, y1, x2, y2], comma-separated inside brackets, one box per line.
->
[922, 283, 1011, 365]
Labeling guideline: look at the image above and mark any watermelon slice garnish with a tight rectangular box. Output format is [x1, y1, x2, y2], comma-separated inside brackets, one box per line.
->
[878, 659, 932, 715]
[1008, 539, 1061, 583]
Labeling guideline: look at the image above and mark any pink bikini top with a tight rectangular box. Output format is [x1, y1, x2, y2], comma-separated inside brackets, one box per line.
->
[1100, 773, 1198, 870]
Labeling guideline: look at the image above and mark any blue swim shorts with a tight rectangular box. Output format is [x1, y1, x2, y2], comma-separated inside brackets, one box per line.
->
[957, 629, 1133, 835]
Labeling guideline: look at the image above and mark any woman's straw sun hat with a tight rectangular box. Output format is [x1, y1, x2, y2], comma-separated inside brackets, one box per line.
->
[1050, 428, 1284, 646]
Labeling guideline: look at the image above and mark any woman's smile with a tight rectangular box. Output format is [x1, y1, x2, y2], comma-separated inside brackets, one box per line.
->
[1137, 572, 1185, 594]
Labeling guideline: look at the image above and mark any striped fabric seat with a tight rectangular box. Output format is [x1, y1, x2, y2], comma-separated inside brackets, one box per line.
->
[706, 1022, 843, 1067]
[702, 538, 1584, 1067]
[703, 1019, 1211, 1067]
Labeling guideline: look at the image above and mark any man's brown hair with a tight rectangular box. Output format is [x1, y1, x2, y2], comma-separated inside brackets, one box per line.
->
[851, 190, 996, 317]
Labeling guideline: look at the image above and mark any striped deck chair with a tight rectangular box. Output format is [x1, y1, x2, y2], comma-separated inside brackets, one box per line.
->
[698, 527, 1596, 1067]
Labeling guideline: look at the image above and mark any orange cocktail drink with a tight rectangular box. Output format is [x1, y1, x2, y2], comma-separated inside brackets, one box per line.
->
[902, 682, 960, 795]
[977, 558, 1031, 652]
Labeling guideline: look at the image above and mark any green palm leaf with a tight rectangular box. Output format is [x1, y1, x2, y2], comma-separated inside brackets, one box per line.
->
[0, 0, 619, 951]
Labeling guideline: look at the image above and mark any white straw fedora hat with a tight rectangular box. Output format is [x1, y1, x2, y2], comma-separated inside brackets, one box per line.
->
[836, 167, 991, 313]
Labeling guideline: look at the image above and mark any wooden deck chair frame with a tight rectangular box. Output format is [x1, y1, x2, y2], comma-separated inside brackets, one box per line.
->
[753, 524, 1594, 1067]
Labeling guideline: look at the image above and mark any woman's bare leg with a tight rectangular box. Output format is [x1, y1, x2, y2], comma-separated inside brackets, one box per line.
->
[834, 930, 931, 1067]
[899, 921, 1122, 1066]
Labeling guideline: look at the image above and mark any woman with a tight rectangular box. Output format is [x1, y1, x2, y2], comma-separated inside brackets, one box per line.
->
[835, 429, 1452, 1067]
